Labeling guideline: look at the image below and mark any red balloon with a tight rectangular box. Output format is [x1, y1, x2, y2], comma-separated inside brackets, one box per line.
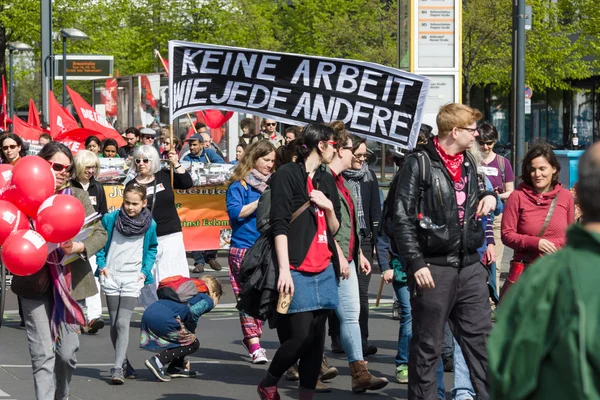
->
[36, 194, 85, 243]
[4, 156, 55, 217]
[2, 229, 48, 276]
[0, 164, 13, 198]
[0, 200, 29, 245]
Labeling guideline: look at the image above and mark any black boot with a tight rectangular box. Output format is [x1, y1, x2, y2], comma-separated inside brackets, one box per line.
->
[330, 335, 344, 354]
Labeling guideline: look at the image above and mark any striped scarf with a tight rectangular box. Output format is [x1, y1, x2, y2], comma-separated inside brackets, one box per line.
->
[48, 186, 86, 344]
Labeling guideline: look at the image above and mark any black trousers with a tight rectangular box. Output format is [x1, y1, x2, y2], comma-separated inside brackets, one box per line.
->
[408, 262, 491, 400]
[269, 310, 329, 390]
[358, 241, 373, 341]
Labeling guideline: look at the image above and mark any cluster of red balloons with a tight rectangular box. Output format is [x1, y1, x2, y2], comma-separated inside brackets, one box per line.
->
[0, 156, 86, 276]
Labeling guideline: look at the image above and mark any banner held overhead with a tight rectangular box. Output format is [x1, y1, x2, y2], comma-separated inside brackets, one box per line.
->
[169, 41, 430, 149]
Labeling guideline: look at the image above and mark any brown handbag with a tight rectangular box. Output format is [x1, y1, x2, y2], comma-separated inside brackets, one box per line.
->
[499, 195, 559, 300]
[11, 266, 51, 298]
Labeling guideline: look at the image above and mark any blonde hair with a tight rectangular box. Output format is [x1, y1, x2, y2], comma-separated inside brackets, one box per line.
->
[229, 140, 276, 184]
[74, 149, 100, 181]
[202, 275, 223, 300]
[436, 103, 482, 137]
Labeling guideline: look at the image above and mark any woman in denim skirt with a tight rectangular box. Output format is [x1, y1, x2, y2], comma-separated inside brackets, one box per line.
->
[257, 123, 342, 400]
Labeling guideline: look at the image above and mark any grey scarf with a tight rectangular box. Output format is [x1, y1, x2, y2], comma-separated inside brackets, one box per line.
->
[115, 206, 153, 237]
[342, 164, 373, 231]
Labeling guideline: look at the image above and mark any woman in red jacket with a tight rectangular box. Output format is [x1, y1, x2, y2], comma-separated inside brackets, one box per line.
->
[501, 142, 574, 296]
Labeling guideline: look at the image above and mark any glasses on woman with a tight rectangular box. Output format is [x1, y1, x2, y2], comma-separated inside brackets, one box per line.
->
[135, 158, 150, 164]
[48, 161, 72, 173]
[353, 153, 368, 160]
[2, 144, 17, 151]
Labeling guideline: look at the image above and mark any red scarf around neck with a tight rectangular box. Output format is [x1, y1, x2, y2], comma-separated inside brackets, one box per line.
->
[433, 137, 464, 182]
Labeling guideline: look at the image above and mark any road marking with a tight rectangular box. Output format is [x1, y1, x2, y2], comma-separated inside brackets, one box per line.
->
[0, 388, 9, 396]
[1, 360, 220, 368]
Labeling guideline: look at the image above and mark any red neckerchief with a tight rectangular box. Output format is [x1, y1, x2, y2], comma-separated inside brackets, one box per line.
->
[433, 137, 464, 182]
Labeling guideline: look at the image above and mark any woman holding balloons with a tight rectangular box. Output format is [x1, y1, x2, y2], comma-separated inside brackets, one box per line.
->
[8, 142, 107, 400]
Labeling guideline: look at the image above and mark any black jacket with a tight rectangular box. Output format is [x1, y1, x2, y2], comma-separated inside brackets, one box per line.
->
[393, 140, 495, 272]
[71, 177, 108, 215]
[358, 169, 381, 239]
[269, 162, 342, 278]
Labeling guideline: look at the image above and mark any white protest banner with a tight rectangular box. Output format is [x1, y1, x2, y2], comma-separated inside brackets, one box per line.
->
[169, 41, 430, 149]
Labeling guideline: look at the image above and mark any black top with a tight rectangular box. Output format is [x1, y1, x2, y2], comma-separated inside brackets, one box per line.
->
[138, 169, 194, 237]
[357, 169, 381, 239]
[70, 177, 108, 215]
[269, 162, 341, 275]
[118, 145, 135, 159]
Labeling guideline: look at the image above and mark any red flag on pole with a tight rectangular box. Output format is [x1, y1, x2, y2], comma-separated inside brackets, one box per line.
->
[49, 90, 79, 138]
[28, 99, 41, 128]
[66, 86, 125, 147]
[154, 50, 169, 76]
[12, 115, 44, 141]
[0, 76, 11, 131]
[140, 76, 157, 109]
[102, 78, 118, 117]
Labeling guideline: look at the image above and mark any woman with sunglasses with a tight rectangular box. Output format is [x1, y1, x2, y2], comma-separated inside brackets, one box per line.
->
[160, 137, 179, 160]
[340, 136, 381, 358]
[128, 145, 193, 308]
[85, 136, 101, 156]
[257, 123, 341, 400]
[14, 142, 107, 400]
[70, 150, 109, 335]
[477, 122, 514, 298]
[0, 133, 27, 165]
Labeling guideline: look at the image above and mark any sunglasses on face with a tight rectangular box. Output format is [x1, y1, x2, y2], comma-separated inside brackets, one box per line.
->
[266, 123, 277, 126]
[2, 144, 17, 151]
[142, 136, 155, 140]
[322, 140, 337, 147]
[135, 158, 150, 164]
[49, 161, 72, 173]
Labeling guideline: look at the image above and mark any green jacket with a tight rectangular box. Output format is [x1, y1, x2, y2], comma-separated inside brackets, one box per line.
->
[325, 167, 361, 266]
[488, 224, 600, 400]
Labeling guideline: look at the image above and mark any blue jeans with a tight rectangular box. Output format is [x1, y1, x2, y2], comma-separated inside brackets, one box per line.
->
[392, 281, 411, 366]
[334, 261, 363, 363]
[451, 338, 476, 400]
[437, 357, 446, 400]
[192, 250, 217, 265]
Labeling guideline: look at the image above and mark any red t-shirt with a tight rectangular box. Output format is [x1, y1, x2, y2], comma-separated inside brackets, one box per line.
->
[293, 177, 332, 273]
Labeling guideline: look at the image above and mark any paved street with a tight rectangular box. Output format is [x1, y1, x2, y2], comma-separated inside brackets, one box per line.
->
[0, 254, 510, 400]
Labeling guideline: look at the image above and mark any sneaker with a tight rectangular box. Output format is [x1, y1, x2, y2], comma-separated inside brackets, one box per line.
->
[192, 264, 205, 273]
[110, 367, 125, 385]
[166, 364, 197, 378]
[284, 364, 299, 381]
[208, 259, 222, 271]
[145, 356, 171, 382]
[257, 380, 280, 400]
[87, 318, 105, 334]
[122, 358, 137, 379]
[395, 364, 408, 384]
[251, 348, 268, 364]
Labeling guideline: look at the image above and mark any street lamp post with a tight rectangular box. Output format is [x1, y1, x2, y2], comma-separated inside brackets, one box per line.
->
[7, 42, 33, 119]
[59, 28, 89, 107]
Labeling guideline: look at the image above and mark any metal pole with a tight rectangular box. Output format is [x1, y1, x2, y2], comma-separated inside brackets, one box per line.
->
[62, 37, 67, 107]
[40, 0, 53, 124]
[511, 0, 526, 179]
[8, 50, 14, 119]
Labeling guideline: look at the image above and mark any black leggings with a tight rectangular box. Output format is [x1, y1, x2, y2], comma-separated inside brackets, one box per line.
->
[269, 310, 329, 390]
[155, 338, 200, 367]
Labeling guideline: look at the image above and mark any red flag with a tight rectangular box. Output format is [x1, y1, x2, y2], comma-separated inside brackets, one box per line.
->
[12, 115, 44, 141]
[66, 86, 125, 147]
[102, 78, 118, 117]
[49, 90, 79, 138]
[28, 99, 41, 128]
[154, 50, 169, 76]
[54, 127, 108, 155]
[140, 76, 157, 109]
[0, 76, 11, 130]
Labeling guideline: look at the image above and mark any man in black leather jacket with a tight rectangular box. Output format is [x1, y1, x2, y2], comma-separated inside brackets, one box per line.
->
[393, 103, 497, 400]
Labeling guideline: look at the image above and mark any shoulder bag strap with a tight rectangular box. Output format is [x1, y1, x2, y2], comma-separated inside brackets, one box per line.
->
[537, 194, 559, 237]
[291, 177, 321, 223]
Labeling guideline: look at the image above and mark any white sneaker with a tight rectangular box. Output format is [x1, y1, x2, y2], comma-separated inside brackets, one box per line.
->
[251, 348, 268, 364]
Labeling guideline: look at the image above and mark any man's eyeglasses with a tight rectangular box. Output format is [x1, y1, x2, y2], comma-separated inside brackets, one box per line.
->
[353, 153, 368, 160]
[135, 158, 150, 164]
[266, 123, 277, 127]
[457, 127, 478, 135]
[2, 144, 17, 151]
[142, 136, 155, 140]
[48, 161, 72, 173]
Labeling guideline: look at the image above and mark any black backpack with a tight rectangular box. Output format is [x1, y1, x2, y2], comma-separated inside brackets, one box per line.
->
[381, 152, 432, 244]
